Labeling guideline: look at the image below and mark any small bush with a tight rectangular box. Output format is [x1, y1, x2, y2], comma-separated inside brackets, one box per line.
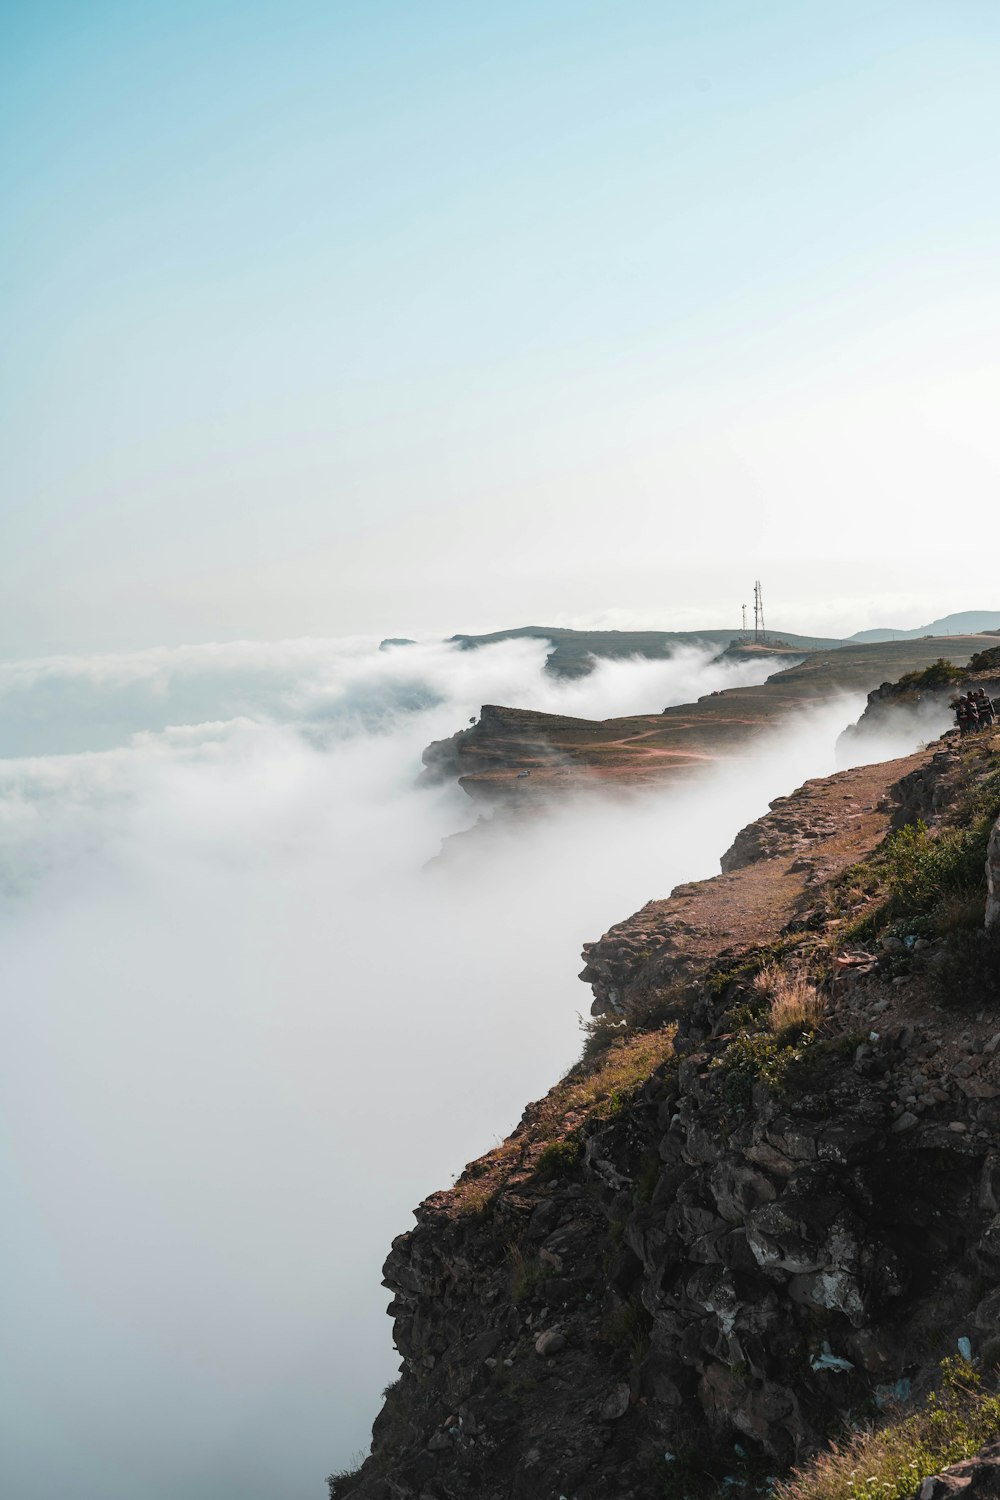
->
[774, 1357, 1000, 1500]
[327, 1459, 366, 1498]
[878, 821, 989, 922]
[507, 1240, 548, 1302]
[579, 1013, 629, 1062]
[535, 1135, 583, 1181]
[896, 659, 964, 693]
[715, 1031, 794, 1113]
[754, 964, 826, 1039]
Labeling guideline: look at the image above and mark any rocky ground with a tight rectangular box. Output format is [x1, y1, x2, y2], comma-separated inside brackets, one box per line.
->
[332, 699, 1000, 1500]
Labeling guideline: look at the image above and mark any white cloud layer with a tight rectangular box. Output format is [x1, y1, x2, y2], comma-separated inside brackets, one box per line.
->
[0, 637, 924, 1498]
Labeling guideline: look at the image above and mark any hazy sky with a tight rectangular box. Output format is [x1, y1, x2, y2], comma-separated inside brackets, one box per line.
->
[4, 1, 1000, 654]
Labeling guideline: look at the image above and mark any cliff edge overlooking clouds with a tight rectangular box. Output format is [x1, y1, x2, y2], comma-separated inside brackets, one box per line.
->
[421, 637, 986, 808]
[333, 700, 1000, 1500]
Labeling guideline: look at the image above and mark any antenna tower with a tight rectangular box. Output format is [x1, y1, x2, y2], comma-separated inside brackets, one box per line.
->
[753, 580, 765, 645]
[741, 603, 748, 642]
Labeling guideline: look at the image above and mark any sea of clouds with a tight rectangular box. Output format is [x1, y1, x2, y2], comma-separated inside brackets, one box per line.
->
[0, 635, 934, 1499]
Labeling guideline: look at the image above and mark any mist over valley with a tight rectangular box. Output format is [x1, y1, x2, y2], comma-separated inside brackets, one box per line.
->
[0, 629, 943, 1498]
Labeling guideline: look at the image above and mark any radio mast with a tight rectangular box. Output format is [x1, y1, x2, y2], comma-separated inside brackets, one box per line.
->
[753, 580, 765, 645]
[741, 603, 748, 642]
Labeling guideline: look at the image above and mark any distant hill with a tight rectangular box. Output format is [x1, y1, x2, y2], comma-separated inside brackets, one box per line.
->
[849, 609, 1000, 643]
[448, 625, 845, 677]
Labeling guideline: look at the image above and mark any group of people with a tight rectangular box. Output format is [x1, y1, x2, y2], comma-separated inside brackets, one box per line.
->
[953, 688, 997, 733]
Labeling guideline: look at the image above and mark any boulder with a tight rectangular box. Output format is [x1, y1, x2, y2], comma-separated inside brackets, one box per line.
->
[534, 1328, 566, 1357]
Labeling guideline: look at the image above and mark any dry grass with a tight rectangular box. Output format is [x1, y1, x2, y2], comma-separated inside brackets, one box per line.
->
[449, 1025, 676, 1216]
[754, 963, 825, 1036]
[775, 1360, 1000, 1500]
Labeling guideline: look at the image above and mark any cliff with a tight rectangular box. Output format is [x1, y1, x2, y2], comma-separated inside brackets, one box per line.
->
[332, 716, 1000, 1500]
[837, 649, 1000, 763]
[422, 638, 986, 807]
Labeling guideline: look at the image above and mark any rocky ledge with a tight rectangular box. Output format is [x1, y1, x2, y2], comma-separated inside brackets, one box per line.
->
[421, 638, 983, 809]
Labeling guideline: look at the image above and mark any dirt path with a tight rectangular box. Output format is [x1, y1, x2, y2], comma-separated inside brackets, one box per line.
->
[581, 747, 935, 1007]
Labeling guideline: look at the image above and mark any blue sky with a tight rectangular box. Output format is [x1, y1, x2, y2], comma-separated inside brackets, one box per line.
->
[3, 1, 1000, 652]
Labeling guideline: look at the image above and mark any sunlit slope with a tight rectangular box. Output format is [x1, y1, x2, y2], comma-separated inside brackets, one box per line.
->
[427, 636, 985, 802]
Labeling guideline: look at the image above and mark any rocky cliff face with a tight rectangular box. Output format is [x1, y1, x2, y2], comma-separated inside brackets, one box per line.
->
[836, 668, 1000, 764]
[333, 730, 1000, 1500]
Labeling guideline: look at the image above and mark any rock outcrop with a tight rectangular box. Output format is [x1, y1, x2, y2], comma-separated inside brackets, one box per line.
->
[838, 664, 1000, 765]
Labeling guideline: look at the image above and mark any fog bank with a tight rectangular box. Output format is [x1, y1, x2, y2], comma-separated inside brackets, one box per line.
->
[0, 638, 892, 1498]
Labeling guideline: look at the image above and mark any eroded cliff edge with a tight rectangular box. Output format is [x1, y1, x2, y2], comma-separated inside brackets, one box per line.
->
[334, 722, 1000, 1500]
[420, 637, 984, 808]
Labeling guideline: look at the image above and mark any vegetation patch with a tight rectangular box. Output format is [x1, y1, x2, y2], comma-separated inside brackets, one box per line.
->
[712, 958, 830, 1114]
[893, 659, 964, 694]
[714, 1030, 803, 1114]
[449, 1025, 676, 1215]
[755, 963, 826, 1040]
[830, 741, 1000, 951]
[775, 1358, 1000, 1500]
[706, 941, 798, 997]
[507, 1240, 551, 1303]
[535, 1135, 583, 1180]
[327, 1458, 366, 1498]
[878, 820, 988, 922]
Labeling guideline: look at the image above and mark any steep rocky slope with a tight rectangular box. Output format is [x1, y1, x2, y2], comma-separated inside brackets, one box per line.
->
[332, 720, 1000, 1500]
[839, 649, 1000, 764]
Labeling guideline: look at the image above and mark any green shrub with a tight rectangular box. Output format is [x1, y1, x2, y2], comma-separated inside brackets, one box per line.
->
[877, 821, 991, 923]
[775, 1357, 1000, 1500]
[580, 1013, 629, 1062]
[896, 659, 964, 692]
[715, 1031, 795, 1113]
[535, 1135, 583, 1181]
